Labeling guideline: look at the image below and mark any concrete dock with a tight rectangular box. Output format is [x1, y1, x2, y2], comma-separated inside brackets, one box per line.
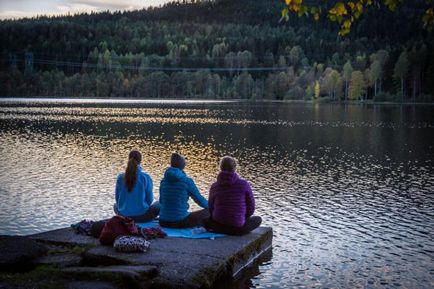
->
[0, 226, 272, 289]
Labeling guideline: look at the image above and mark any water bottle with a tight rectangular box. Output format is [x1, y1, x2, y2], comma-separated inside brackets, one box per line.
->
[191, 227, 207, 235]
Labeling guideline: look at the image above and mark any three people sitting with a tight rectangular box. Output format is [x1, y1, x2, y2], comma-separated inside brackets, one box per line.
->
[114, 150, 261, 235]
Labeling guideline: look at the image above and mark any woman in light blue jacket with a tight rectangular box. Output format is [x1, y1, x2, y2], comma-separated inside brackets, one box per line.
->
[113, 150, 160, 222]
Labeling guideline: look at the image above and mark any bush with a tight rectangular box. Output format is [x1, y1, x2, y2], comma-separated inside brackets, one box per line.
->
[375, 92, 396, 102]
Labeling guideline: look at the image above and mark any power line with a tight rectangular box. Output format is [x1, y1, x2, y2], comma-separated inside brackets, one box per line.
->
[2, 51, 288, 61]
[2, 57, 295, 72]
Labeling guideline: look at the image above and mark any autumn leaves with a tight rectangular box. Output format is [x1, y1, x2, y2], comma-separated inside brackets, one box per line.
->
[281, 0, 434, 35]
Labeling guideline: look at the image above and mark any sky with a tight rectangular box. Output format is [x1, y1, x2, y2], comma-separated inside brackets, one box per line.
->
[0, 0, 173, 20]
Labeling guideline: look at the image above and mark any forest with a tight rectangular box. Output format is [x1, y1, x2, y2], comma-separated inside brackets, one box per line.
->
[0, 0, 433, 102]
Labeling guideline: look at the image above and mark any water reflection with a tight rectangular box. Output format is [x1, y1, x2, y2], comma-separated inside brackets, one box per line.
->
[0, 101, 433, 288]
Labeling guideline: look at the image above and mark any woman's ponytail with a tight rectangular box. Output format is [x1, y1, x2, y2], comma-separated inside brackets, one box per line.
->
[124, 150, 142, 192]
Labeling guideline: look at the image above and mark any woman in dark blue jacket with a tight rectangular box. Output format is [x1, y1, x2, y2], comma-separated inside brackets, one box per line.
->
[159, 153, 209, 228]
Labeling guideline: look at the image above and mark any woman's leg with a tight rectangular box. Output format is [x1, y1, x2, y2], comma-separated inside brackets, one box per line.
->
[240, 216, 262, 234]
[148, 201, 161, 218]
[128, 201, 161, 223]
[205, 219, 243, 235]
[182, 209, 210, 227]
[205, 216, 262, 236]
[160, 209, 209, 228]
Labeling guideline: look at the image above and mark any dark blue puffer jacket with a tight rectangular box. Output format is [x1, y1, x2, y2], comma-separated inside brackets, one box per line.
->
[159, 167, 208, 222]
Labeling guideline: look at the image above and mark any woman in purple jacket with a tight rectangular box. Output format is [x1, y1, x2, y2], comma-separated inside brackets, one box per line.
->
[205, 156, 262, 235]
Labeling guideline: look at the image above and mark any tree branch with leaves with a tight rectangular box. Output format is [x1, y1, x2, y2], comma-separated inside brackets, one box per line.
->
[281, 0, 434, 35]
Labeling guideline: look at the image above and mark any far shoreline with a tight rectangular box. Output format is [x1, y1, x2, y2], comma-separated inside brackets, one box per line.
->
[1, 96, 434, 106]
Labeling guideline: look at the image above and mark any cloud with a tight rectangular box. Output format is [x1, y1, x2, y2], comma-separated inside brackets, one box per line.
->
[56, 3, 100, 14]
[0, 10, 40, 20]
[67, 0, 174, 12]
[0, 0, 172, 20]
[0, 4, 100, 19]
[71, 0, 143, 11]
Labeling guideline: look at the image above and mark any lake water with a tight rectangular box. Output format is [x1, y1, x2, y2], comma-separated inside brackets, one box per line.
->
[0, 99, 433, 288]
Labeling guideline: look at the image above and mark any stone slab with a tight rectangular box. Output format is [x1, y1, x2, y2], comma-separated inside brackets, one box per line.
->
[83, 227, 272, 288]
[26, 226, 272, 288]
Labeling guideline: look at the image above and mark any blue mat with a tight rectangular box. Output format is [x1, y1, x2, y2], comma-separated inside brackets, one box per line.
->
[137, 220, 225, 239]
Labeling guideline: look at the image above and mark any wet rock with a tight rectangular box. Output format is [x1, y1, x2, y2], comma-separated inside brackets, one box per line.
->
[0, 235, 48, 271]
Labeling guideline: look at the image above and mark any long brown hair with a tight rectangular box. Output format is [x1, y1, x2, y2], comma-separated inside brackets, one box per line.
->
[125, 150, 142, 192]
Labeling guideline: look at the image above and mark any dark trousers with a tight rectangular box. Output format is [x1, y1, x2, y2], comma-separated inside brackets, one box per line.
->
[159, 209, 210, 228]
[113, 201, 160, 223]
[204, 216, 262, 236]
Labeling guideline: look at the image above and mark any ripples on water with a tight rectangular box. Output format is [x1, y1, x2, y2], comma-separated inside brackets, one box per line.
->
[0, 100, 433, 288]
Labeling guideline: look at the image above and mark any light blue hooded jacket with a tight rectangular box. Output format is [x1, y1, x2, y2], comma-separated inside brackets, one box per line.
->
[159, 167, 208, 222]
[115, 165, 153, 217]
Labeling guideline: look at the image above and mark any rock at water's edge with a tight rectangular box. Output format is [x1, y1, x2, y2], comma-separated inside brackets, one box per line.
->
[0, 235, 48, 271]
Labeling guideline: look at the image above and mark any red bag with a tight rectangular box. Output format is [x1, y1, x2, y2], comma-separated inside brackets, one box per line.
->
[99, 215, 139, 245]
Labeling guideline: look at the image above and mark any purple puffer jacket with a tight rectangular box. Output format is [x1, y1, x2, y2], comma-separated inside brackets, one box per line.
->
[208, 171, 255, 227]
